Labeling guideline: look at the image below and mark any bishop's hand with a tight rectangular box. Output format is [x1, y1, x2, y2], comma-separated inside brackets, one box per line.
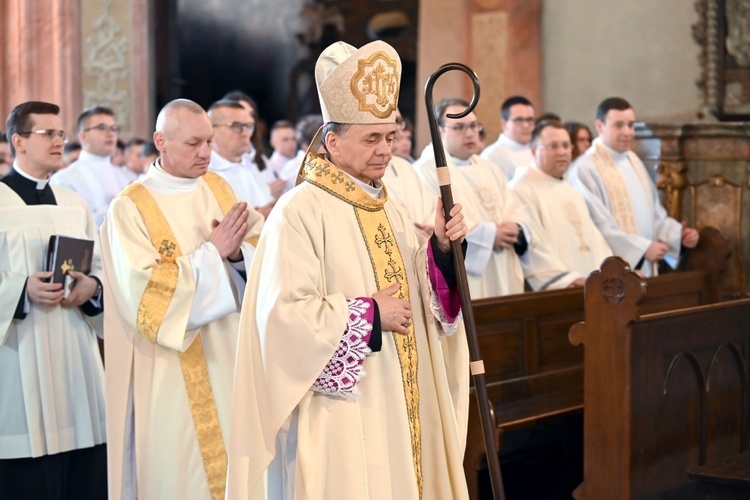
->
[373, 283, 412, 335]
[434, 198, 466, 253]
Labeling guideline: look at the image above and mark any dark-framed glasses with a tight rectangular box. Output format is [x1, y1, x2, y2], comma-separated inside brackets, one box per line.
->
[214, 122, 255, 134]
[442, 122, 483, 134]
[84, 123, 121, 133]
[17, 129, 69, 143]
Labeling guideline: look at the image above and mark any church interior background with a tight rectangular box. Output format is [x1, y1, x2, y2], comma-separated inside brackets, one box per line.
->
[3, 0, 750, 497]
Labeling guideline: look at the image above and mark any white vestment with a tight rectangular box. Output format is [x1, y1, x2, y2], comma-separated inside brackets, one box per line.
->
[415, 149, 574, 298]
[227, 155, 470, 500]
[509, 164, 612, 280]
[100, 162, 264, 500]
[568, 138, 681, 276]
[381, 155, 436, 226]
[480, 133, 534, 181]
[278, 150, 305, 193]
[210, 150, 275, 207]
[0, 182, 106, 460]
[50, 150, 130, 226]
[267, 151, 294, 179]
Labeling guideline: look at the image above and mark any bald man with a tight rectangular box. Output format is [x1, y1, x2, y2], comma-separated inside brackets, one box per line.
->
[99, 99, 264, 500]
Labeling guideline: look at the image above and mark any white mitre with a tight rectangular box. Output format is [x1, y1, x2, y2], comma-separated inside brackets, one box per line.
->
[315, 40, 402, 125]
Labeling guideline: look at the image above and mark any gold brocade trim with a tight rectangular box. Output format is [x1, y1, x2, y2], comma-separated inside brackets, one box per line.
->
[300, 154, 422, 496]
[178, 333, 228, 500]
[202, 171, 235, 214]
[591, 141, 654, 235]
[355, 207, 423, 497]
[119, 182, 228, 500]
[202, 171, 259, 248]
[120, 183, 181, 341]
[301, 153, 388, 211]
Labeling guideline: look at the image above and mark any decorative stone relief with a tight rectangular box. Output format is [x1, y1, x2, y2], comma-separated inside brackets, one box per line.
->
[82, 0, 131, 130]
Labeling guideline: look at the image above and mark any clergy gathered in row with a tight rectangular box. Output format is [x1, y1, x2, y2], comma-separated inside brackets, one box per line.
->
[0, 37, 700, 500]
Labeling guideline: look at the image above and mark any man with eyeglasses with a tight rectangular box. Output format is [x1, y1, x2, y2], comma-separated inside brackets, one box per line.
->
[208, 99, 277, 218]
[416, 98, 577, 296]
[100, 99, 264, 499]
[480, 95, 536, 181]
[0, 101, 107, 499]
[50, 105, 131, 226]
[509, 120, 612, 285]
[568, 97, 699, 276]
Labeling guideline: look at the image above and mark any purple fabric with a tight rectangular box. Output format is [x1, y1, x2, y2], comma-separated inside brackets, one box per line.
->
[312, 297, 374, 399]
[428, 245, 461, 323]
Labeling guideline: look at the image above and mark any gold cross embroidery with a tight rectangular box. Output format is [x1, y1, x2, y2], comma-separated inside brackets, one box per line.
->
[159, 240, 176, 258]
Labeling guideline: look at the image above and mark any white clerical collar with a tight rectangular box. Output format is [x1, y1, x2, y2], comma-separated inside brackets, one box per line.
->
[77, 149, 113, 166]
[210, 150, 243, 171]
[142, 158, 200, 193]
[498, 133, 530, 151]
[13, 161, 50, 189]
[340, 169, 384, 199]
[450, 154, 472, 167]
[595, 137, 629, 162]
[530, 162, 563, 182]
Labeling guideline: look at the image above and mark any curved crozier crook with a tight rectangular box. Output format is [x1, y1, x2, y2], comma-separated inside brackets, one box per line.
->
[424, 63, 481, 171]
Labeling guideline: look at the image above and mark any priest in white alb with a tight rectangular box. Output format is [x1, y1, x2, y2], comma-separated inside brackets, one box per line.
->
[100, 99, 264, 500]
[567, 97, 699, 276]
[415, 98, 578, 297]
[510, 120, 611, 283]
[227, 40, 471, 500]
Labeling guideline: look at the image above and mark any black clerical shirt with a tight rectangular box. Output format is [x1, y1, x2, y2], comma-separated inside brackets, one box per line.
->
[1, 168, 103, 319]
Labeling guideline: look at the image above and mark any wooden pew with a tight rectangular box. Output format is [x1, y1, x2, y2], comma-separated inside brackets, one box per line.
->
[569, 257, 750, 499]
[464, 266, 720, 499]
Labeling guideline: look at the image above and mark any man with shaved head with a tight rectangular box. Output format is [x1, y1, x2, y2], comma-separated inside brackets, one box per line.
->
[100, 99, 265, 499]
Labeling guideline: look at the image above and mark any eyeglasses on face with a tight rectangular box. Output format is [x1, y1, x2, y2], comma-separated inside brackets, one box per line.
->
[84, 123, 121, 133]
[214, 122, 255, 134]
[17, 129, 69, 143]
[442, 122, 483, 134]
[509, 117, 535, 125]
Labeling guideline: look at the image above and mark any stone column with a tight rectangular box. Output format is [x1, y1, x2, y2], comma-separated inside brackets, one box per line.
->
[1, 0, 151, 139]
[415, 0, 541, 153]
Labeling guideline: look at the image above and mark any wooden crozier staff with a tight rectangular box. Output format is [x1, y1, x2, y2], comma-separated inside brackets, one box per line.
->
[424, 63, 506, 500]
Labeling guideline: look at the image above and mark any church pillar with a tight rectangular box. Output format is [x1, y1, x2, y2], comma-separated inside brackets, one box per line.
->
[415, 0, 541, 153]
[1, 0, 152, 139]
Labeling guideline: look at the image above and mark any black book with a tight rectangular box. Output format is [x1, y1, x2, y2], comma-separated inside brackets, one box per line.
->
[47, 235, 94, 296]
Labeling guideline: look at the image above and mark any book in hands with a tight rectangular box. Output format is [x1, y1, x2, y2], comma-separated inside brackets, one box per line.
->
[46, 235, 94, 298]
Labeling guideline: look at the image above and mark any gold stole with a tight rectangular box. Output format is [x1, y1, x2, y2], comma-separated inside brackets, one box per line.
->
[118, 171, 238, 500]
[591, 140, 654, 234]
[302, 153, 424, 497]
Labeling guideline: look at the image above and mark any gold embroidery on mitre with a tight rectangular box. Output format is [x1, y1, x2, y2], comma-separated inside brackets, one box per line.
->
[301, 154, 423, 496]
[119, 182, 228, 500]
[350, 51, 400, 119]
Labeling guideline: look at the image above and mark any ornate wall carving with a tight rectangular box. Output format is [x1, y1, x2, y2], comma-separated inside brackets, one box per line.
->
[81, 0, 132, 130]
[693, 0, 750, 120]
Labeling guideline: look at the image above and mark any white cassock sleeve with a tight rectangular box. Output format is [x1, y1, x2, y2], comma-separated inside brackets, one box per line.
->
[103, 196, 241, 352]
